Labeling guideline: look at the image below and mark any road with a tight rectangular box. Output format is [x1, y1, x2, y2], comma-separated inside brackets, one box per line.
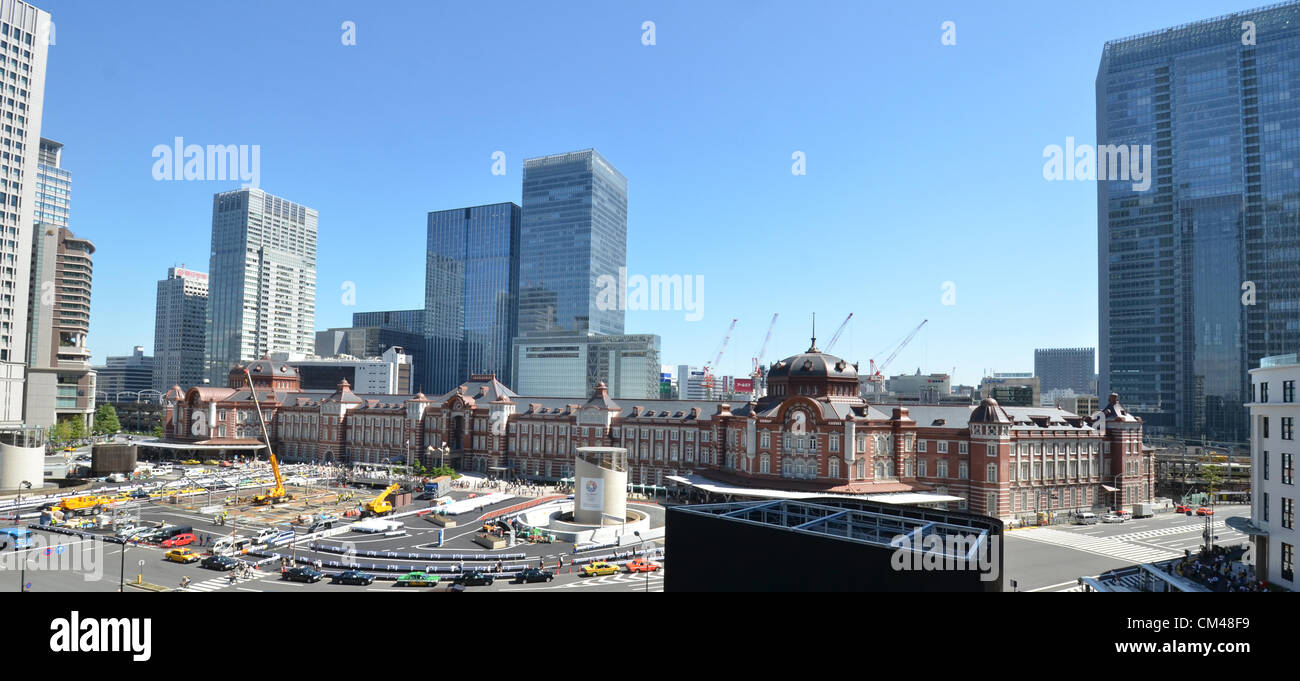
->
[1004, 505, 1251, 591]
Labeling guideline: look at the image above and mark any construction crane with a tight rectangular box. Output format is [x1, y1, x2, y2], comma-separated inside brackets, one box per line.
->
[364, 483, 401, 516]
[702, 317, 738, 390]
[752, 313, 779, 379]
[865, 319, 928, 390]
[244, 368, 292, 506]
[824, 313, 854, 352]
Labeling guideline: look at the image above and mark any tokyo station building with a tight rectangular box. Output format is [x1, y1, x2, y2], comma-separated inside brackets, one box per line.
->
[160, 341, 1154, 522]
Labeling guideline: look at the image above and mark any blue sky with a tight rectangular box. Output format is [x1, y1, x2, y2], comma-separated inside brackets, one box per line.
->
[38, 0, 1256, 385]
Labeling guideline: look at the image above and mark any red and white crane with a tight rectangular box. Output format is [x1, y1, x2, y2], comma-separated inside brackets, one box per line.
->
[866, 319, 928, 390]
[703, 317, 738, 390]
[751, 313, 779, 379]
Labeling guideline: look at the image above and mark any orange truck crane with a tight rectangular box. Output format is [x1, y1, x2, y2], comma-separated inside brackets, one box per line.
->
[242, 368, 292, 506]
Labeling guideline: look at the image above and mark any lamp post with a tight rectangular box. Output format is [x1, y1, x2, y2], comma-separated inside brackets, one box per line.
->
[118, 537, 126, 592]
[633, 530, 650, 593]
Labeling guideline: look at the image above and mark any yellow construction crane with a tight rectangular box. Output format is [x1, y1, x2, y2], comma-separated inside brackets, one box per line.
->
[243, 368, 292, 506]
[364, 483, 401, 516]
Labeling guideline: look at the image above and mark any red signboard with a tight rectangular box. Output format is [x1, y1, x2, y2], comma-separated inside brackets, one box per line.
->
[733, 379, 753, 392]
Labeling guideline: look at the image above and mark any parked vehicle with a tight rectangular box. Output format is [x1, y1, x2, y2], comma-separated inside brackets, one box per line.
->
[165, 548, 200, 564]
[1102, 513, 1126, 523]
[625, 558, 660, 573]
[213, 537, 253, 555]
[454, 570, 495, 587]
[200, 555, 240, 571]
[581, 561, 619, 577]
[1133, 502, 1154, 519]
[331, 570, 375, 586]
[1196, 507, 1215, 516]
[1073, 512, 1098, 525]
[1175, 504, 1192, 514]
[282, 566, 323, 583]
[396, 571, 440, 587]
[513, 568, 554, 584]
[160, 533, 197, 548]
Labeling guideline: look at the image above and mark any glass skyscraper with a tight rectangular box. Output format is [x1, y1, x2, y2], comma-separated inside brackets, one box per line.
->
[424, 203, 520, 395]
[1097, 2, 1300, 443]
[518, 149, 627, 337]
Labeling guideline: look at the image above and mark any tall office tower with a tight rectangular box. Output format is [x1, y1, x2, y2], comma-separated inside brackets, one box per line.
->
[1097, 2, 1300, 442]
[1034, 348, 1095, 395]
[425, 203, 520, 394]
[24, 226, 95, 429]
[206, 188, 318, 383]
[352, 309, 424, 335]
[518, 149, 627, 337]
[0, 1, 51, 426]
[153, 266, 208, 393]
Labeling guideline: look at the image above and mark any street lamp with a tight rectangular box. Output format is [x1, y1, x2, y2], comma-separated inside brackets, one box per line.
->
[633, 530, 650, 592]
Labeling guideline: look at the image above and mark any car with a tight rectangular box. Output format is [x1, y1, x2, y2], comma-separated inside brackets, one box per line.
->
[129, 490, 150, 499]
[63, 446, 75, 452]
[513, 568, 555, 584]
[581, 561, 620, 577]
[1117, 510, 1132, 521]
[1196, 507, 1215, 516]
[281, 566, 323, 583]
[200, 555, 240, 571]
[1175, 504, 1192, 514]
[203, 460, 220, 466]
[164, 548, 200, 564]
[180, 459, 200, 466]
[625, 558, 660, 573]
[160, 533, 197, 548]
[331, 570, 375, 586]
[396, 571, 440, 587]
[454, 570, 495, 587]
[1102, 513, 1125, 523]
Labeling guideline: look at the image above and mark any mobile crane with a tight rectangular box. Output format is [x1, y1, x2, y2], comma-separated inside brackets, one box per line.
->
[243, 368, 292, 506]
[364, 483, 401, 516]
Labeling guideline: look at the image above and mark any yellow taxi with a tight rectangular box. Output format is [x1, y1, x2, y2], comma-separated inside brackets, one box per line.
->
[581, 561, 620, 577]
[180, 459, 200, 465]
[164, 548, 200, 564]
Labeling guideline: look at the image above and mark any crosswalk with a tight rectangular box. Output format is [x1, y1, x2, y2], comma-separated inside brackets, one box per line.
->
[580, 572, 665, 591]
[182, 570, 274, 592]
[1108, 522, 1242, 543]
[1011, 527, 1183, 564]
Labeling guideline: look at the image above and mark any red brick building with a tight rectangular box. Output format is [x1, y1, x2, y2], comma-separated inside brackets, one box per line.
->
[161, 345, 1153, 522]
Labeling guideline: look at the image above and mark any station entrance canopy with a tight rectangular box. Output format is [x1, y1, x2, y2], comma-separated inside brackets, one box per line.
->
[664, 474, 965, 506]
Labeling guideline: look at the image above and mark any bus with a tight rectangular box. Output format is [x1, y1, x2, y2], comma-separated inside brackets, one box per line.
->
[0, 527, 33, 549]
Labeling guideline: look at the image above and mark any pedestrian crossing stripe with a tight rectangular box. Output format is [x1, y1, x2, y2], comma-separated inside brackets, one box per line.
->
[185, 571, 274, 592]
[1108, 522, 1243, 543]
[1011, 528, 1182, 564]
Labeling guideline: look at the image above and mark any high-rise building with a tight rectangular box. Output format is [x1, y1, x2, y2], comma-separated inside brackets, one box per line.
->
[95, 346, 154, 399]
[1035, 348, 1095, 396]
[518, 149, 627, 337]
[0, 0, 52, 426]
[676, 365, 711, 400]
[1098, 3, 1300, 442]
[206, 188, 318, 383]
[352, 309, 423, 335]
[153, 265, 208, 393]
[24, 226, 95, 428]
[513, 333, 660, 400]
[425, 203, 520, 394]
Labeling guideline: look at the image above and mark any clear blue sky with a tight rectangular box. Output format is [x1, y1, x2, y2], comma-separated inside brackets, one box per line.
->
[39, 0, 1254, 385]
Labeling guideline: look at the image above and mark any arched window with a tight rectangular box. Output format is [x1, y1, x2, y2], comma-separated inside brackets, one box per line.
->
[829, 457, 840, 478]
[874, 461, 885, 479]
[760, 455, 770, 474]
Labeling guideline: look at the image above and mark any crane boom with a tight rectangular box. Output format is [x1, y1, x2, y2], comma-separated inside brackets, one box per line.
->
[244, 368, 288, 505]
[866, 319, 928, 388]
[752, 313, 779, 376]
[825, 313, 854, 351]
[703, 318, 738, 388]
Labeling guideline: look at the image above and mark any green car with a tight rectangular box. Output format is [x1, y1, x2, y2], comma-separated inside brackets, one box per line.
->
[396, 571, 440, 587]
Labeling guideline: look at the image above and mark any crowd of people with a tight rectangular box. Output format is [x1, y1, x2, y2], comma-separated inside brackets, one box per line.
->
[1174, 546, 1269, 592]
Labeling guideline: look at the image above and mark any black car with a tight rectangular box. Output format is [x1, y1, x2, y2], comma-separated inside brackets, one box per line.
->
[331, 569, 374, 586]
[513, 568, 555, 584]
[129, 490, 150, 499]
[454, 570, 495, 587]
[281, 566, 323, 583]
[201, 555, 240, 571]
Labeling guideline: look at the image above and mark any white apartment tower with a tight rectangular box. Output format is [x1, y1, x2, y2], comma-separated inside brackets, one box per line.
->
[1248, 354, 1299, 592]
[206, 188, 317, 384]
[0, 0, 50, 426]
[154, 265, 208, 393]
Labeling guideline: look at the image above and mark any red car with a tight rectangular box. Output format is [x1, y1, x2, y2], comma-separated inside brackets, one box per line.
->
[1175, 505, 1192, 514]
[1196, 507, 1214, 516]
[625, 558, 660, 574]
[161, 533, 197, 548]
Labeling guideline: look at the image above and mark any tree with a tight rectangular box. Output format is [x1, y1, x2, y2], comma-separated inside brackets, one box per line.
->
[1202, 464, 1224, 504]
[67, 417, 87, 441]
[51, 420, 72, 445]
[152, 424, 163, 438]
[93, 404, 121, 435]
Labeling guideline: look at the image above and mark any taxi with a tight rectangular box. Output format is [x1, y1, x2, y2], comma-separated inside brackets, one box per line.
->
[581, 561, 620, 577]
[625, 558, 660, 573]
[164, 548, 200, 564]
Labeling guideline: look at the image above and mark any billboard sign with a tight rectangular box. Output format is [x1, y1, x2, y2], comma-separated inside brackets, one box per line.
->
[579, 477, 604, 512]
[733, 378, 754, 392]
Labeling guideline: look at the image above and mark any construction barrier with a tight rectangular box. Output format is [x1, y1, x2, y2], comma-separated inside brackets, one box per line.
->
[306, 541, 526, 562]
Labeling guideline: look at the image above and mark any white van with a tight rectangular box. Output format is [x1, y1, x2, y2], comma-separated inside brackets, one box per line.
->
[214, 536, 253, 554]
[1073, 512, 1098, 525]
[253, 528, 279, 544]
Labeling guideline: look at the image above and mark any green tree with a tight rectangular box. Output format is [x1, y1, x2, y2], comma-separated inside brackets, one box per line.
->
[67, 417, 87, 441]
[152, 424, 163, 437]
[1202, 464, 1224, 504]
[51, 420, 72, 445]
[93, 404, 121, 435]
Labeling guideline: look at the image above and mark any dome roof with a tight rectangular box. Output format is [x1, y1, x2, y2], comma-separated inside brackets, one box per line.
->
[241, 356, 298, 378]
[767, 340, 858, 380]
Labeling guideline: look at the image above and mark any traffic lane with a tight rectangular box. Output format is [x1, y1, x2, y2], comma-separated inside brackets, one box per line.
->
[1002, 534, 1141, 592]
